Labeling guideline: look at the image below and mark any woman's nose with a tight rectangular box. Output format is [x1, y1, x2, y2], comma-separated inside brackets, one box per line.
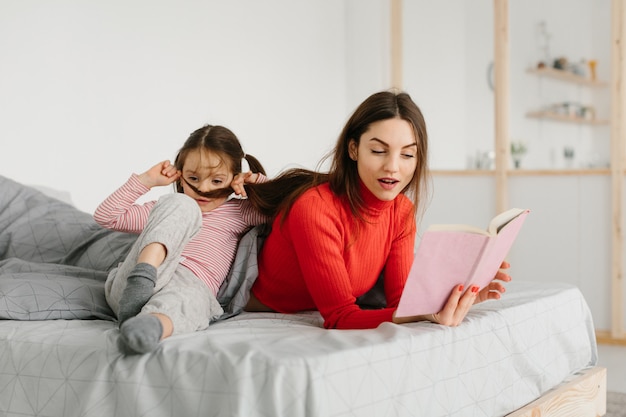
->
[383, 155, 400, 173]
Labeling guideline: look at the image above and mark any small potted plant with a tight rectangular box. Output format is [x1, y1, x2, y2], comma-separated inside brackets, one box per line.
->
[510, 141, 527, 169]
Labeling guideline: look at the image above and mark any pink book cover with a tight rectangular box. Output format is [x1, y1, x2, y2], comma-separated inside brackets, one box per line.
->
[395, 209, 529, 318]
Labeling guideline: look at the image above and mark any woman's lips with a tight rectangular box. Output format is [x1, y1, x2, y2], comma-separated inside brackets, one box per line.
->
[378, 178, 399, 190]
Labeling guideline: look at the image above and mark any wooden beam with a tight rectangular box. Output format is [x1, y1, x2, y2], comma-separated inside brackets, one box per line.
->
[596, 329, 626, 346]
[610, 0, 626, 339]
[505, 367, 606, 417]
[493, 0, 509, 213]
[390, 0, 403, 90]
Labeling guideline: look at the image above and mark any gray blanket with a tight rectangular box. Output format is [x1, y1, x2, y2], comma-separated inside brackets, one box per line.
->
[0, 175, 263, 321]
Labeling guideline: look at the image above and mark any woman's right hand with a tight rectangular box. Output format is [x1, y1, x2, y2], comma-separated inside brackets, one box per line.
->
[392, 284, 479, 326]
[137, 160, 180, 188]
[427, 284, 480, 326]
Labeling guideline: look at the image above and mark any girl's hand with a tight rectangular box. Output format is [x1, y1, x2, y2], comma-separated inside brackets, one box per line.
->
[137, 161, 180, 189]
[231, 171, 259, 197]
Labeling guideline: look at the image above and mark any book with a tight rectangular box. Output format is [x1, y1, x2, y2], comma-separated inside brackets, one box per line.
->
[395, 207, 530, 318]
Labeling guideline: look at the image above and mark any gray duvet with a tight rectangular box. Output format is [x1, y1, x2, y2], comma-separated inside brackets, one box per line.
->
[0, 174, 262, 321]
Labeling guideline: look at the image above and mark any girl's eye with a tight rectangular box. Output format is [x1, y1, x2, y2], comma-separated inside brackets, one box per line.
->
[402, 153, 416, 159]
[188, 176, 199, 182]
[371, 149, 386, 154]
[212, 179, 223, 185]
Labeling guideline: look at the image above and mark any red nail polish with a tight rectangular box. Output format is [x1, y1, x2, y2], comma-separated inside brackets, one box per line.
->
[471, 286, 479, 293]
[458, 285, 464, 292]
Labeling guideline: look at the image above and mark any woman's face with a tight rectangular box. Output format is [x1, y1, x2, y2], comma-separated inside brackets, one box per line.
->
[348, 118, 418, 202]
[180, 149, 233, 212]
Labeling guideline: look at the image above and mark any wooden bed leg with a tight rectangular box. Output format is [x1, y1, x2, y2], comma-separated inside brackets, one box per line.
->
[505, 366, 607, 417]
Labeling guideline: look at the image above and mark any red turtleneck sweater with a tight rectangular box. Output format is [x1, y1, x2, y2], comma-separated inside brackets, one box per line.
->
[252, 181, 416, 329]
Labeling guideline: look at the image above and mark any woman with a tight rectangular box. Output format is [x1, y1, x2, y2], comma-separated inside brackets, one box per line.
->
[246, 91, 510, 329]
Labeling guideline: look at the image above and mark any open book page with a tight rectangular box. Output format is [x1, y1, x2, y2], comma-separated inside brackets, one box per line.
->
[488, 207, 528, 234]
[426, 208, 527, 236]
[469, 210, 528, 288]
[395, 231, 490, 318]
[395, 208, 530, 318]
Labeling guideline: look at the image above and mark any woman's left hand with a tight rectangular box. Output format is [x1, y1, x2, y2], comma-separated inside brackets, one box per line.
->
[474, 261, 511, 304]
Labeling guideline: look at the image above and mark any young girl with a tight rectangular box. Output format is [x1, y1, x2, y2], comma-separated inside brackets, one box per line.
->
[245, 91, 511, 329]
[94, 124, 268, 354]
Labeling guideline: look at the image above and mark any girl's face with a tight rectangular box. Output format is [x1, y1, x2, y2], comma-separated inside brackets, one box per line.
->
[348, 118, 418, 202]
[180, 149, 234, 212]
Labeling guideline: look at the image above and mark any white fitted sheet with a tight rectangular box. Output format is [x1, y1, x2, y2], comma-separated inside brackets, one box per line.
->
[0, 281, 597, 417]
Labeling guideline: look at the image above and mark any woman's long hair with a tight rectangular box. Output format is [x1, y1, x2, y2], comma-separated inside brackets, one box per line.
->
[247, 90, 430, 223]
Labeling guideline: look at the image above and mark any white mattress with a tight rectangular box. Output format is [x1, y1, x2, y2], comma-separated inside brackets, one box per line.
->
[0, 281, 598, 417]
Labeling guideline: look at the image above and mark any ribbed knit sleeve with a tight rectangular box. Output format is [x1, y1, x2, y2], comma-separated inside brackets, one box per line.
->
[93, 174, 155, 234]
[254, 183, 416, 329]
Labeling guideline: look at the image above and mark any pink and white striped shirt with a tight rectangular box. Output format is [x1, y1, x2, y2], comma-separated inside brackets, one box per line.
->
[94, 174, 268, 295]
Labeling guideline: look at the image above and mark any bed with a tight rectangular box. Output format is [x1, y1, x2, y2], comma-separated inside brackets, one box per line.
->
[0, 175, 605, 417]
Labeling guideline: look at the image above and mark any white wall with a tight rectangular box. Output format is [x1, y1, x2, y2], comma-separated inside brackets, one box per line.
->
[2, 0, 611, 209]
[0, 0, 367, 213]
[403, 1, 470, 170]
[402, 0, 496, 170]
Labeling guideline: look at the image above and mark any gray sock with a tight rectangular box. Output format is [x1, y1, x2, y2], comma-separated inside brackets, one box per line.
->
[117, 262, 157, 324]
[119, 314, 163, 354]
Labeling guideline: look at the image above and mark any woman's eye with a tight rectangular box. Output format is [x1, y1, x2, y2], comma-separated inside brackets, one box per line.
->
[371, 149, 386, 154]
[402, 153, 416, 159]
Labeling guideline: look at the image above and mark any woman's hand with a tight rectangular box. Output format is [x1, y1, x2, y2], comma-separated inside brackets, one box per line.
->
[393, 261, 512, 326]
[429, 283, 480, 326]
[391, 285, 477, 326]
[474, 261, 511, 304]
[231, 171, 259, 197]
[431, 261, 512, 326]
[137, 161, 180, 189]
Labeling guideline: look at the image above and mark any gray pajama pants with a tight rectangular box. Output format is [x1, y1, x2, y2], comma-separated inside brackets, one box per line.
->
[104, 193, 224, 335]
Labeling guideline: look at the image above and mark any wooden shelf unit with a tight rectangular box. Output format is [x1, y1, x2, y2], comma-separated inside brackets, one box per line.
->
[513, 1, 624, 345]
[526, 110, 609, 125]
[434, 0, 625, 345]
[526, 65, 609, 126]
[391, 0, 625, 346]
[526, 67, 608, 87]
[432, 168, 613, 176]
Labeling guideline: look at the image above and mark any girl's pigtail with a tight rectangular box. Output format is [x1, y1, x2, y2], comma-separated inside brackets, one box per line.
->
[243, 154, 266, 176]
[241, 153, 271, 217]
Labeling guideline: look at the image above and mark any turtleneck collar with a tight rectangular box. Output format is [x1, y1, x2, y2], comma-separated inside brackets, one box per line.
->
[358, 179, 395, 215]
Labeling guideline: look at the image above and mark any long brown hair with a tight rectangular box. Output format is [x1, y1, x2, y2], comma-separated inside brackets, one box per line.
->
[173, 124, 266, 200]
[248, 90, 430, 222]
